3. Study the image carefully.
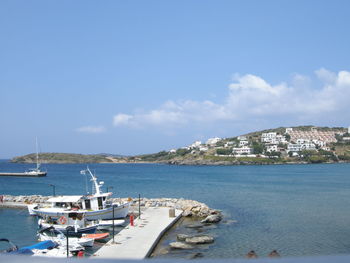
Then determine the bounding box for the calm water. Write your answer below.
[1,161,350,258]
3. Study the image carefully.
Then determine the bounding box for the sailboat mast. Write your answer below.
[36,137,40,170]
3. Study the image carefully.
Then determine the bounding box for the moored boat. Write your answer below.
[29,168,130,220]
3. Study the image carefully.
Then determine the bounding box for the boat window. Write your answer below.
[85,200,91,209]
[98,197,103,210]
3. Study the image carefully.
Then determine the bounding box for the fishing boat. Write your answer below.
[29,167,130,220]
[38,226,95,247]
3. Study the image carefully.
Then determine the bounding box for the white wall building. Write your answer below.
[237,136,247,141]
[232,147,253,155]
[199,146,209,152]
[189,141,202,149]
[261,132,286,144]
[287,142,316,152]
[239,140,249,146]
[285,128,293,134]
[266,144,278,152]
[206,137,222,146]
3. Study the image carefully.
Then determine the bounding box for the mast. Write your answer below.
[36,137,40,170]
[81,167,103,195]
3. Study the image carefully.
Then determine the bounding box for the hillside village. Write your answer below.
[11,126,350,165]
[133,126,350,164]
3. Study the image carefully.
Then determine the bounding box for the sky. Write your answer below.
[1,0,350,158]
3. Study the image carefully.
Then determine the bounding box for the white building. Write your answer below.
[199,146,209,152]
[237,136,247,141]
[169,149,177,153]
[287,142,316,152]
[206,137,222,146]
[261,132,286,144]
[232,147,253,155]
[285,128,293,134]
[239,140,249,146]
[189,141,202,149]
[224,141,235,147]
[266,144,278,153]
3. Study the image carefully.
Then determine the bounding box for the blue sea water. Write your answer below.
[1,160,350,258]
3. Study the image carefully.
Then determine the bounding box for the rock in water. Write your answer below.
[201,214,222,223]
[177,234,191,241]
[169,242,194,250]
[185,223,204,229]
[185,235,214,244]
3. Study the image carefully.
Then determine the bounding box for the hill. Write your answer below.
[11,125,350,165]
[11,153,114,164]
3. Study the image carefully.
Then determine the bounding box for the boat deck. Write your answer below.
[93,207,182,259]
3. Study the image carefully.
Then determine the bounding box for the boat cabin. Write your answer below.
[47,193,112,211]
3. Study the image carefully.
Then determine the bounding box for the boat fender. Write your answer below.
[59,216,67,225]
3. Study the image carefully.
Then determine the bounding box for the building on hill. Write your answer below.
[287,142,316,153]
[288,128,337,144]
[237,136,247,141]
[232,146,253,155]
[189,141,202,149]
[261,132,286,144]
[239,140,249,146]
[266,144,278,153]
[206,137,222,146]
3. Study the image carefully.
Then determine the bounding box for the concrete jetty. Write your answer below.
[93,207,182,259]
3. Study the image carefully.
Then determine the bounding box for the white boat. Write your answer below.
[38,226,94,247]
[97,219,125,230]
[24,137,47,177]
[38,216,98,236]
[29,167,130,220]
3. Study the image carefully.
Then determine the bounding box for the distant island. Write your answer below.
[11,125,350,165]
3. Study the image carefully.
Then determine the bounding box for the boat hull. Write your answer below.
[0,172,47,177]
[33,202,130,221]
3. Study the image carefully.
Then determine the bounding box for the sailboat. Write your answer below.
[24,138,47,177]
[0,138,47,177]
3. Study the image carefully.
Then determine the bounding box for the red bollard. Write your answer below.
[77,250,84,258]
[130,214,134,226]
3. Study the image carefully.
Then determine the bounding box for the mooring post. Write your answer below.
[138,194,141,220]
[112,204,115,243]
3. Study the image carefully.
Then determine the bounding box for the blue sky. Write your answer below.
[1,0,350,158]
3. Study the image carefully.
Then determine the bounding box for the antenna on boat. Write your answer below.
[80,167,102,195]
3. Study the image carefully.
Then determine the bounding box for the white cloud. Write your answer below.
[113,114,133,126]
[75,126,106,134]
[112,69,350,129]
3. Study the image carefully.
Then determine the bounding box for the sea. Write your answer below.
[1,160,350,259]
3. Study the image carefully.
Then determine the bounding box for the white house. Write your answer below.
[237,136,247,141]
[261,132,286,144]
[206,137,222,146]
[266,144,278,153]
[239,140,249,146]
[285,128,293,134]
[287,142,316,152]
[224,141,235,147]
[232,147,253,155]
[169,149,177,153]
[189,141,202,149]
[199,146,209,152]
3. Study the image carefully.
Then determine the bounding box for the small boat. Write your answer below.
[38,214,98,237]
[97,219,125,230]
[38,226,95,247]
[30,168,130,219]
[82,232,109,241]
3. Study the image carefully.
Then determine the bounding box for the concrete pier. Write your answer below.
[93,207,182,259]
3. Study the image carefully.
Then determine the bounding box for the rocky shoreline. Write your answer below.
[0,195,222,219]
